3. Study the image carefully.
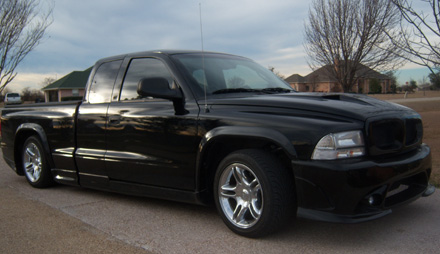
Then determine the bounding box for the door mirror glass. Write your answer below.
[137,77,183,100]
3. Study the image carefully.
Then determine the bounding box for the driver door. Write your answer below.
[105,57,200,190]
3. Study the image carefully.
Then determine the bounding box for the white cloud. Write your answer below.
[6,72,64,93]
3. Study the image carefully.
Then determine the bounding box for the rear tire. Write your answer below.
[22,136,54,188]
[214,149,296,237]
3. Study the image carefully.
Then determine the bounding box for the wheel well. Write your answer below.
[14,130,39,175]
[199,136,294,204]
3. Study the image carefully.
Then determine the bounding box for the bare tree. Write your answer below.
[390,0,440,73]
[304,0,405,92]
[428,71,440,89]
[21,86,44,102]
[21,87,32,101]
[40,76,56,87]
[0,0,53,94]
[384,70,398,92]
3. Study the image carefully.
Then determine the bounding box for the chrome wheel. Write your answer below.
[22,136,54,188]
[23,142,43,183]
[215,149,296,237]
[218,163,263,229]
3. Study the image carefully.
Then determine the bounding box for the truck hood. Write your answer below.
[207,93,415,121]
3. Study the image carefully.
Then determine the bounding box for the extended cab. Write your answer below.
[0,50,434,237]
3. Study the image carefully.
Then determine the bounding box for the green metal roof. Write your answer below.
[43,67,92,90]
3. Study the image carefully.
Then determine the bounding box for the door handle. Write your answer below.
[108,116,121,125]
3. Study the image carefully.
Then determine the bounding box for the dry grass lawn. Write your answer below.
[370,90,440,100]
[370,91,440,187]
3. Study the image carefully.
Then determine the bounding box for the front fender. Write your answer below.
[199,126,297,158]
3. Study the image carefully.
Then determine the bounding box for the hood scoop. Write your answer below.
[321,94,372,106]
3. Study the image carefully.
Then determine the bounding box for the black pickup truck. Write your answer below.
[0,50,434,237]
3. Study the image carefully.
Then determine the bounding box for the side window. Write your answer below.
[88,60,122,104]
[120,58,174,101]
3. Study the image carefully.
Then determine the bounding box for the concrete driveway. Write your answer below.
[1,152,439,254]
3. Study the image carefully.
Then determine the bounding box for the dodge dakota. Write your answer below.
[0,50,434,237]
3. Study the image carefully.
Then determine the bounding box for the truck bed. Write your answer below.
[1,101,81,175]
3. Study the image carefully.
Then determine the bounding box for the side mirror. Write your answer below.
[137,77,183,100]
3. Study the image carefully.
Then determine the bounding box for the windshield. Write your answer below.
[171,53,294,98]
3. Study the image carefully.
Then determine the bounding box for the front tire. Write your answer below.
[22,136,54,188]
[214,149,296,237]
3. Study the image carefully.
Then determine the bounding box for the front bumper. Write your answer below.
[292,144,433,223]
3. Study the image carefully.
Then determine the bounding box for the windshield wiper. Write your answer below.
[212,88,261,94]
[260,87,293,94]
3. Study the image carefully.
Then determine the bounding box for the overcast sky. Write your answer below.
[8,0,431,92]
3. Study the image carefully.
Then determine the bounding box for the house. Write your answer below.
[285,63,392,94]
[42,67,92,102]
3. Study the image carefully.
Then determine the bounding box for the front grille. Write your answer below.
[368,116,423,156]
[405,118,423,146]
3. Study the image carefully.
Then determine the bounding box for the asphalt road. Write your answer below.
[1,152,439,254]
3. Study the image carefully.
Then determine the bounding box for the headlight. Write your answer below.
[311,130,365,160]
